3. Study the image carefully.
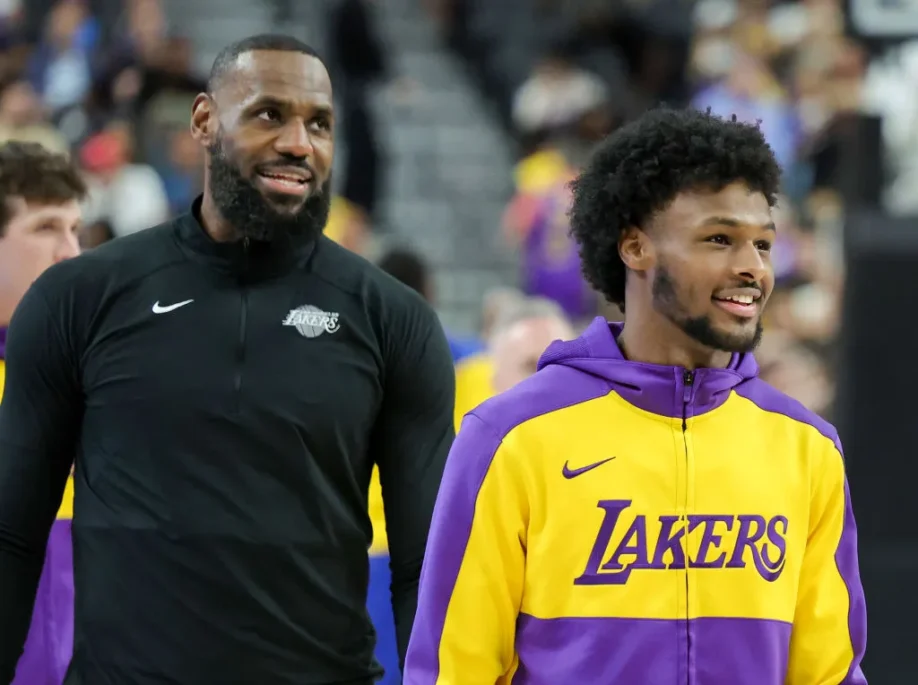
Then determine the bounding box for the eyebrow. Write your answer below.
[248,96,333,117]
[700,216,776,231]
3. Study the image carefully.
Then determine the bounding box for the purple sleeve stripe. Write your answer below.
[733,380,867,682]
[839,478,868,684]
[407,369,613,683]
[406,414,504,683]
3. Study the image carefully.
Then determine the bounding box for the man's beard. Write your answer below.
[207,137,331,244]
[652,265,763,354]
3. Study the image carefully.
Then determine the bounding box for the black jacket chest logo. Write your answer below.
[282,305,342,338]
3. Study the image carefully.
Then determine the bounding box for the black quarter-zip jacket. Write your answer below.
[0,199,456,685]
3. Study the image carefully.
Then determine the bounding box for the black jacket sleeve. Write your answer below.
[0,282,81,683]
[373,300,455,667]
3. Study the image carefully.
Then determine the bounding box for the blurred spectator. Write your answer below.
[0,78,67,152]
[479,286,525,341]
[512,49,610,141]
[156,125,202,215]
[26,0,97,116]
[79,120,169,236]
[503,136,598,325]
[489,296,574,394]
[377,246,484,362]
[78,217,113,249]
[454,295,572,429]
[324,195,370,255]
[328,0,387,223]
[691,48,800,173]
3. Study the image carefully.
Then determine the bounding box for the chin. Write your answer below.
[262,194,307,212]
[716,325,762,353]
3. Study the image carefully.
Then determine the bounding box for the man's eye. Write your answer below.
[257,109,280,122]
[756,240,773,252]
[707,235,729,245]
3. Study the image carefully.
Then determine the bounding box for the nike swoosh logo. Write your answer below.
[562,457,616,479]
[152,299,194,314]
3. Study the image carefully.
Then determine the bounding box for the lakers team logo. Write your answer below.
[575,499,788,585]
[282,305,341,338]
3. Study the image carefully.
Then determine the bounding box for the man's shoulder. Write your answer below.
[732,377,841,454]
[468,364,611,443]
[34,222,182,304]
[311,237,439,326]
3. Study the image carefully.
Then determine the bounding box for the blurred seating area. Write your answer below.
[0,0,204,245]
[0,0,388,255]
[420,0,884,423]
[3,0,908,437]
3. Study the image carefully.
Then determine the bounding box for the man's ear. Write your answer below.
[619,226,655,274]
[190,93,216,146]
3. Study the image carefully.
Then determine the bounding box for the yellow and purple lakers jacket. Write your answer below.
[0,330,75,685]
[405,318,867,685]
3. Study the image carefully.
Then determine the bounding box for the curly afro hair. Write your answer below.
[569,107,781,309]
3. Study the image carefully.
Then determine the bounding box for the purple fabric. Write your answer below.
[735,379,868,684]
[538,318,758,418]
[407,317,867,684]
[405,375,613,683]
[511,615,791,685]
[12,519,74,685]
[0,326,6,359]
[521,188,594,320]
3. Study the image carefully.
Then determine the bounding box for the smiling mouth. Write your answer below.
[712,292,762,319]
[256,167,313,196]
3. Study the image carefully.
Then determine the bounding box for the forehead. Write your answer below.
[6,198,81,228]
[657,182,772,230]
[220,50,333,110]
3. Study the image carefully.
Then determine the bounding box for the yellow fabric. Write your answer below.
[0,359,73,519]
[323,196,353,245]
[452,353,496,431]
[368,466,387,555]
[513,149,569,194]
[426,391,858,683]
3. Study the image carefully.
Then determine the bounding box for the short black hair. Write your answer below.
[569,107,781,308]
[0,141,86,236]
[207,33,323,93]
[377,248,430,299]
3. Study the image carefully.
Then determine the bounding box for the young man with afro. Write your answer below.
[403,107,867,685]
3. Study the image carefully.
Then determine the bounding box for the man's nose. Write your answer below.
[55,230,81,262]
[274,120,315,159]
[733,242,769,283]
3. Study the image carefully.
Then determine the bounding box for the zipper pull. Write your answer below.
[682,369,694,403]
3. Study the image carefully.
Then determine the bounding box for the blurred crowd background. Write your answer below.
[3,0,916,682]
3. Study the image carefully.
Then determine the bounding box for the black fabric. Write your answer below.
[0,206,456,684]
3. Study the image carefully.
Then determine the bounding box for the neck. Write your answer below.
[617,301,732,371]
[200,191,240,243]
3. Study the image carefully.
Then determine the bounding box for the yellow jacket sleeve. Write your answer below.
[786,438,867,684]
[404,412,526,684]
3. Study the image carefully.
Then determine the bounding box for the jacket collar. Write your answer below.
[539,318,759,419]
[175,195,316,280]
